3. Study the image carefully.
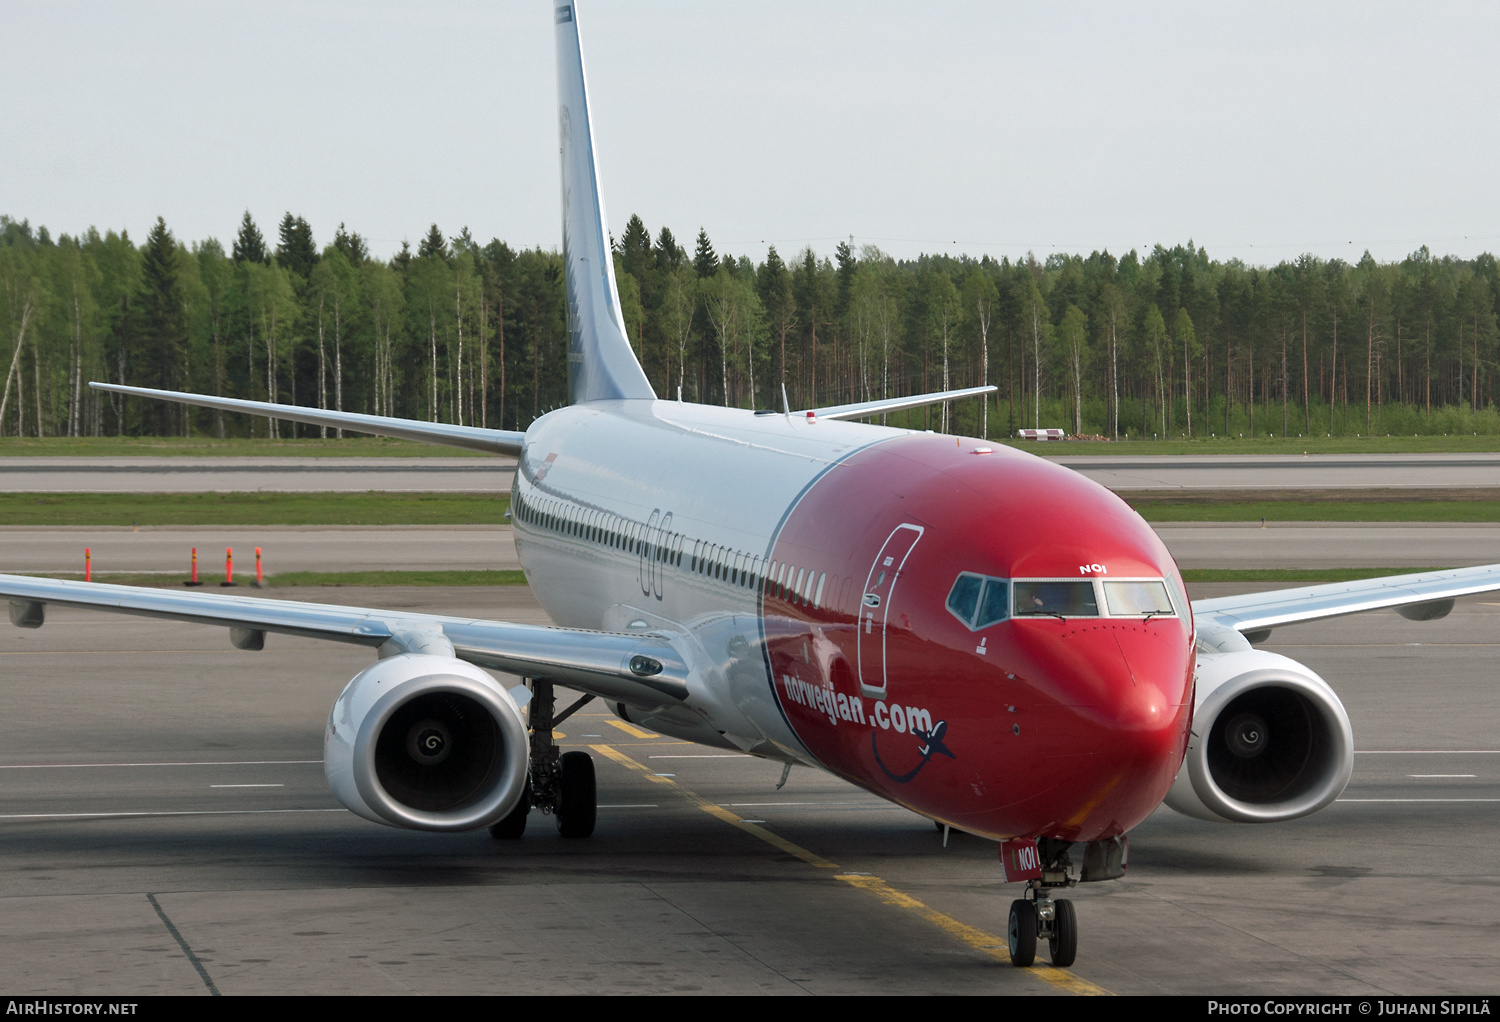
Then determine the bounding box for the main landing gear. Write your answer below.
[1007,886,1077,968]
[489,679,597,840]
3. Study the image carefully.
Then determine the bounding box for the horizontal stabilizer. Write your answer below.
[90,383,525,457]
[807,385,997,422]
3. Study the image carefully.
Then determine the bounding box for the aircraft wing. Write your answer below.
[0,573,689,706]
[90,383,526,457]
[807,385,997,422]
[1191,564,1500,636]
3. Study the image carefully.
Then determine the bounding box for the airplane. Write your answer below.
[6,1,1500,972]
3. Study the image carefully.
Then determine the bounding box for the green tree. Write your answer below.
[276,213,318,283]
[231,211,269,265]
[1060,303,1089,435]
[134,217,188,435]
[1173,307,1199,436]
[963,267,1000,437]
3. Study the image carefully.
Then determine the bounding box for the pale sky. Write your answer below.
[5,1,1498,267]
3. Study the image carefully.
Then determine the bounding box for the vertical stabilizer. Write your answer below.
[555,2,656,404]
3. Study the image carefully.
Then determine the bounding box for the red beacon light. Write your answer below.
[805,410,817,424]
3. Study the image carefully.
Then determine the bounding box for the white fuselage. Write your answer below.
[511,399,912,762]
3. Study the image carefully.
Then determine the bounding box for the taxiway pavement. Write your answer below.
[0,526,520,575]
[0,583,1495,995]
[4,522,1498,576]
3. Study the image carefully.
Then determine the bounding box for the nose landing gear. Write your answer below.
[1007,887,1076,967]
[1003,835,1124,968]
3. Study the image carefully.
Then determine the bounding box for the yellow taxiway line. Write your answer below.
[590,742,1111,996]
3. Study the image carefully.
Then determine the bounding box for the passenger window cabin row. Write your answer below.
[513,489,831,610]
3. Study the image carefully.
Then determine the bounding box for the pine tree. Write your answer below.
[332,223,369,267]
[275,213,318,281]
[692,228,717,279]
[621,215,652,281]
[231,211,269,265]
[655,227,681,271]
[392,240,413,276]
[419,224,448,263]
[136,217,188,434]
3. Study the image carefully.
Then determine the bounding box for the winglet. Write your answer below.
[555,2,655,404]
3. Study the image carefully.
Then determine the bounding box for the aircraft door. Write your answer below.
[857,523,924,699]
[653,511,672,600]
[640,508,660,596]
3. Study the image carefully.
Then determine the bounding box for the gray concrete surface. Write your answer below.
[0,526,519,574]
[9,451,1500,494]
[0,583,1495,995]
[0,457,513,492]
[1155,522,1500,569]
[5,523,1499,577]
[1051,452,1500,490]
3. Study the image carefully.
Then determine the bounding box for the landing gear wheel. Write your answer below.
[1048,898,1077,967]
[555,751,597,838]
[488,778,531,839]
[1007,899,1037,967]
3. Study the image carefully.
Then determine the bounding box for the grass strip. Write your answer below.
[0,437,491,458]
[0,491,508,526]
[19,570,528,588]
[1180,567,1453,583]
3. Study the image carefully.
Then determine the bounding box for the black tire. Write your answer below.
[1007,899,1037,967]
[1049,898,1077,968]
[556,751,597,839]
[488,778,531,839]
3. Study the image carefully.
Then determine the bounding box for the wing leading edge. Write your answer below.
[1192,563,1500,636]
[807,385,997,422]
[0,573,689,706]
[89,383,526,456]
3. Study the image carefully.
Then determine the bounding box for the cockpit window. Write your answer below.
[946,573,983,626]
[1103,580,1175,616]
[976,578,1010,628]
[947,573,1010,630]
[1013,580,1099,618]
[950,573,1178,625]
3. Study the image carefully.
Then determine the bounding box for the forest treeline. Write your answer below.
[3,210,1500,440]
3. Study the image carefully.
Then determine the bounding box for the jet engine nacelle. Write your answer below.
[1166,647,1354,823]
[324,653,530,831]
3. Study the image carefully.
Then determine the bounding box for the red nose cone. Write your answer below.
[763,434,1194,842]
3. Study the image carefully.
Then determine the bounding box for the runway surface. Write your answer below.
[0,583,1495,995]
[5,523,1499,576]
[9,451,1500,493]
